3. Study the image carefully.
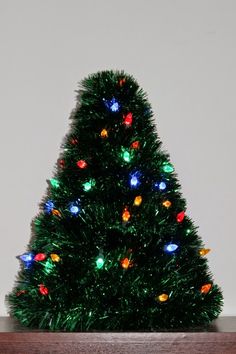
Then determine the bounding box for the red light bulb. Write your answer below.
[123,112,133,126]
[39,284,49,296]
[71,138,78,145]
[77,160,87,169]
[34,253,46,261]
[131,140,140,149]
[176,211,185,223]
[119,78,126,86]
[58,159,65,168]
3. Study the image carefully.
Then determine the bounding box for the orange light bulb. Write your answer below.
[162,200,172,208]
[120,257,133,269]
[200,283,212,294]
[52,209,61,217]
[100,129,108,138]
[156,293,169,302]
[199,248,211,256]
[122,208,131,222]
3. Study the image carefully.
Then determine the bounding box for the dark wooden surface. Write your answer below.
[0,316,236,354]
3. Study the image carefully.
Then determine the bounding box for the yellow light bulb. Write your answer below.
[134,195,142,206]
[50,254,60,262]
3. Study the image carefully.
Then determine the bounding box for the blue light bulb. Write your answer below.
[154,181,167,190]
[19,252,34,269]
[159,182,167,190]
[68,200,81,215]
[44,200,54,214]
[164,243,178,253]
[129,172,141,189]
[131,176,138,186]
[19,253,34,262]
[111,101,119,112]
[70,205,80,215]
[103,97,120,112]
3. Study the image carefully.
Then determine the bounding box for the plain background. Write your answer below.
[0,0,235,317]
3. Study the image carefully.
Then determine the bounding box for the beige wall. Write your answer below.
[0,0,235,316]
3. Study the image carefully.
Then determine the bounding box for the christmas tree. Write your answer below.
[7,70,223,331]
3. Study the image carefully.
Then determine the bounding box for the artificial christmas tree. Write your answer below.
[7,70,223,331]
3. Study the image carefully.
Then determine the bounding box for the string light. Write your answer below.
[120,257,133,269]
[176,211,185,223]
[162,200,172,208]
[163,162,174,173]
[200,283,212,294]
[39,284,49,296]
[16,290,27,296]
[50,178,59,188]
[199,249,211,256]
[52,209,61,217]
[50,254,60,262]
[96,256,105,269]
[19,252,34,269]
[58,159,65,168]
[123,112,133,126]
[122,208,131,222]
[164,243,178,253]
[134,195,142,206]
[44,200,54,214]
[129,172,141,188]
[130,140,140,149]
[123,151,131,162]
[100,129,108,138]
[70,138,78,145]
[83,179,95,192]
[68,200,81,215]
[159,182,167,190]
[77,160,87,169]
[156,293,169,302]
[103,97,120,112]
[44,259,55,274]
[34,218,41,226]
[119,78,126,86]
[34,253,46,261]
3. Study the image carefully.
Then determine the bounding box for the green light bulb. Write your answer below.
[50,178,60,188]
[123,150,131,162]
[34,218,41,226]
[83,181,92,191]
[96,257,104,269]
[44,259,54,274]
[83,179,95,192]
[163,163,174,173]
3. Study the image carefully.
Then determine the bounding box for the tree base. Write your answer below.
[0,316,236,354]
